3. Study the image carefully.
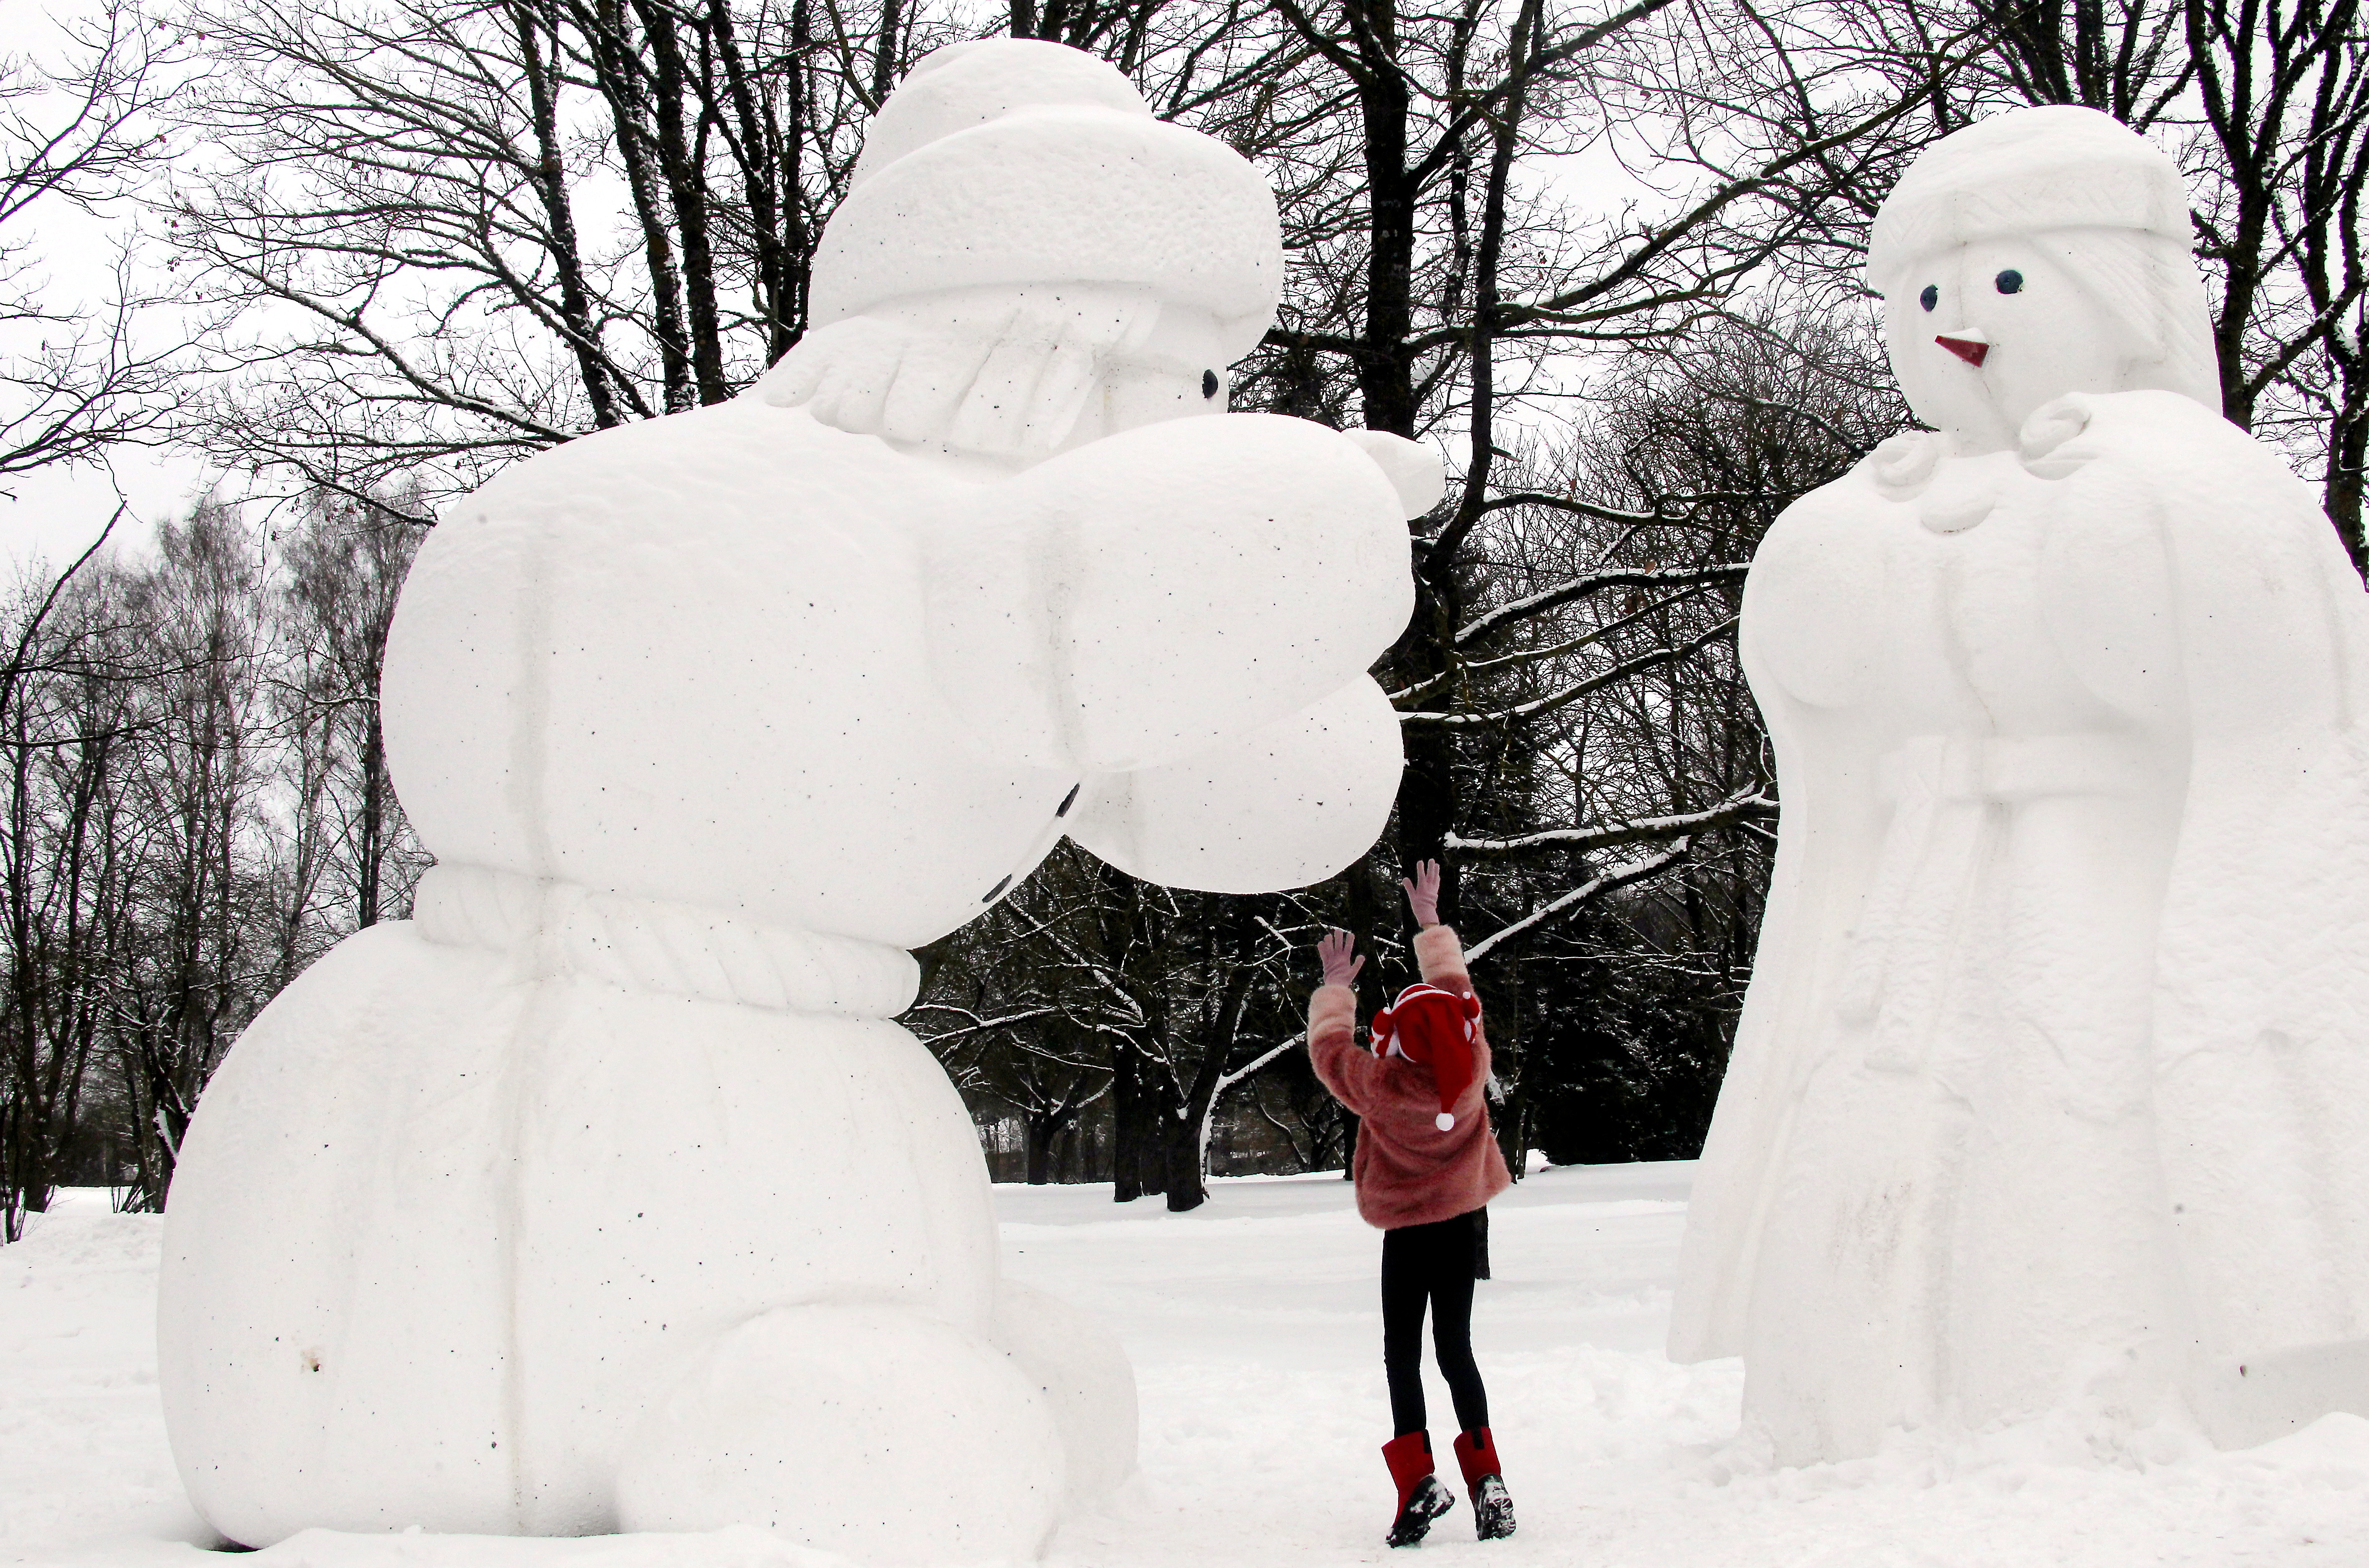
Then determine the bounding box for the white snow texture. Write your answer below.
[1672,106,2369,1463]
[156,39,1422,1561]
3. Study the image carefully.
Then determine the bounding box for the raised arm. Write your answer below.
[1306,928,1380,1116]
[1401,860,1474,1001]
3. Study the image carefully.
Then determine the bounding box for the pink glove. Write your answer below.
[1402,860,1442,928]
[1318,928,1364,989]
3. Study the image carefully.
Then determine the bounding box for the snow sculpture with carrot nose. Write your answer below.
[1671,106,2369,1462]
[156,39,1429,1562]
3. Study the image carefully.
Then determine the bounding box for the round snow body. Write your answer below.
[617,1305,1066,1564]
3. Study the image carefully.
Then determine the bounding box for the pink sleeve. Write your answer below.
[1415,925,1489,1065]
[1413,925,1474,1000]
[1306,984,1378,1115]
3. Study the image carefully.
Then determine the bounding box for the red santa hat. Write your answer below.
[1371,982,1482,1131]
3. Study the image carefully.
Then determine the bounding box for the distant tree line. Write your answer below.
[1,0,2361,1232]
[1,493,424,1239]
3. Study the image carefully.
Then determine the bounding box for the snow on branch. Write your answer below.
[1464,841,1694,964]
[1453,562,1750,649]
[1445,787,1773,858]
[1388,585,1715,706]
[904,1004,1066,1039]
[1400,616,1739,728]
[1215,1031,1307,1097]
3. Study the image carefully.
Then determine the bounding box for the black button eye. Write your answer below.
[1201,369,1220,399]
[1995,269,2023,294]
[1918,284,1938,312]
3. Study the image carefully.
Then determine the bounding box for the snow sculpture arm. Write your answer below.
[1063,678,1400,893]
[1055,439,1433,890]
[1666,485,1870,1364]
[927,412,1415,774]
[2060,390,2369,1371]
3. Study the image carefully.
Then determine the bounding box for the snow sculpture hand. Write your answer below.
[2017,393,2099,479]
[1403,858,1442,928]
[1319,927,1364,988]
[1866,429,1949,501]
[1345,429,1449,520]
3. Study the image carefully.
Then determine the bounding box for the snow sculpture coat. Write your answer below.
[1672,388,2369,1455]
[1669,105,2369,1462]
[1309,925,1512,1230]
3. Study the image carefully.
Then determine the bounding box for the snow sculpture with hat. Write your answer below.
[156,39,1429,1560]
[1670,105,2369,1461]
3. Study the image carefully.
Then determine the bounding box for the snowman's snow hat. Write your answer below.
[810,40,1284,363]
[1372,982,1482,1132]
[1866,106,2191,294]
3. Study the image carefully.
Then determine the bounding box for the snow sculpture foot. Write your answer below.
[618,1283,1135,1562]
[619,1304,1068,1565]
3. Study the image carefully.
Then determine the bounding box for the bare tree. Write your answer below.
[1240,0,1935,935]
[164,0,903,512]
[100,501,281,1208]
[0,2,183,485]
[0,521,146,1237]
[274,485,430,954]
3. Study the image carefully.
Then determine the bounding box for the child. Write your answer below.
[1308,861,1514,1547]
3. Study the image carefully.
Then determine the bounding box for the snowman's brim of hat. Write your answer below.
[813,105,1283,364]
[1866,106,2192,294]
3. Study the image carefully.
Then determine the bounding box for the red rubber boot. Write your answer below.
[1381,1431,1456,1547]
[1453,1427,1515,1540]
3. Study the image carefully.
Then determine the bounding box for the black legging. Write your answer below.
[1381,1208,1490,1437]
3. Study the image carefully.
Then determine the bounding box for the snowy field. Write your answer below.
[6,1163,2368,1567]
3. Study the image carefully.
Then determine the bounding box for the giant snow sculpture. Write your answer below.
[158,40,1426,1559]
[1670,105,2369,1463]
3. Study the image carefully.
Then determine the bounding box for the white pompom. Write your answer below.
[1435,1112,1455,1131]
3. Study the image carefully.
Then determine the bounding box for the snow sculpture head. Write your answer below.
[762,40,1284,461]
[1868,107,2217,453]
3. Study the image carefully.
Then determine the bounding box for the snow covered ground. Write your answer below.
[7,1163,2368,1566]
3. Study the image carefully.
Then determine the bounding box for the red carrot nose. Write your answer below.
[1936,335,1990,367]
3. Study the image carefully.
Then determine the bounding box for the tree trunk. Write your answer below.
[634,0,731,405]
[1111,1040,1170,1202]
[1026,1117,1056,1184]
[2331,383,2368,581]
[1162,1121,1205,1210]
